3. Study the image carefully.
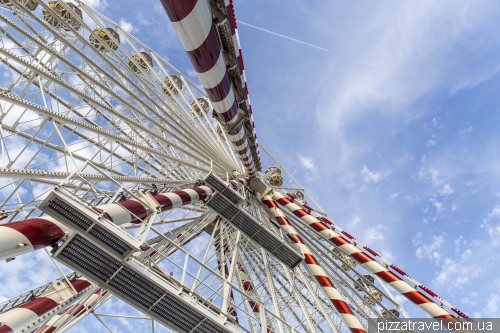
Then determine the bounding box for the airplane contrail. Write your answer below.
[237,21,330,52]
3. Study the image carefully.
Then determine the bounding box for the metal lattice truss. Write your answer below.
[0,2,468,333]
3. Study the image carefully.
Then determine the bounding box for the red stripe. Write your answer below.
[364,246,380,257]
[390,264,407,276]
[242,281,254,291]
[434,314,456,319]
[186,26,220,74]
[216,100,238,123]
[402,291,433,305]
[71,279,92,292]
[349,329,367,333]
[303,253,319,265]
[350,251,374,264]
[291,209,308,218]
[320,217,333,225]
[310,222,329,232]
[275,216,291,226]
[118,200,148,219]
[38,325,56,333]
[275,197,290,206]
[153,194,173,211]
[374,270,401,283]
[205,72,232,103]
[231,136,246,146]
[286,233,302,244]
[225,5,235,35]
[67,303,84,315]
[329,235,350,247]
[419,285,439,298]
[19,297,59,316]
[174,190,192,204]
[262,199,277,208]
[0,325,13,333]
[248,301,260,312]
[192,187,210,200]
[331,299,354,315]
[315,275,335,288]
[159,0,198,22]
[6,218,65,250]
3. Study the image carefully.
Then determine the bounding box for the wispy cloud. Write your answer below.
[413,232,445,264]
[439,184,454,196]
[360,165,388,183]
[119,18,136,33]
[299,155,315,171]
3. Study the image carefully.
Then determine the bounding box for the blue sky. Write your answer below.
[1,0,500,330]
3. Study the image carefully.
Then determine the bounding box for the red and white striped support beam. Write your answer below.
[224,0,262,170]
[159,0,257,178]
[96,185,215,225]
[36,288,108,333]
[0,279,93,333]
[228,177,250,189]
[261,195,366,333]
[0,216,70,261]
[273,192,456,319]
[286,193,469,319]
[0,186,215,260]
[236,263,274,333]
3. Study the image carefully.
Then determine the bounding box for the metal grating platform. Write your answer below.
[41,189,244,333]
[54,235,244,333]
[39,189,141,260]
[204,174,244,205]
[205,193,303,269]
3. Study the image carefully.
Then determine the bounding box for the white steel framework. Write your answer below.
[0,1,468,333]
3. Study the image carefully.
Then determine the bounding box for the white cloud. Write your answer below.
[432,118,438,128]
[350,215,361,226]
[426,139,436,147]
[417,167,444,187]
[480,205,500,246]
[317,1,500,131]
[461,248,472,261]
[485,294,500,315]
[299,155,315,171]
[364,224,385,243]
[439,184,454,196]
[360,165,388,183]
[119,18,136,33]
[82,0,107,9]
[434,258,460,285]
[390,192,399,199]
[413,232,445,264]
[459,126,473,138]
[380,249,396,262]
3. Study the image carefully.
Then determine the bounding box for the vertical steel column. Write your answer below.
[159,0,257,178]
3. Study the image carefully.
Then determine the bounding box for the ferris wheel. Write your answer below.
[0,1,470,333]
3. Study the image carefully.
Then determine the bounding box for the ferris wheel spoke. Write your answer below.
[69,4,239,171]
[0,89,210,175]
[0,10,238,175]
[238,249,317,333]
